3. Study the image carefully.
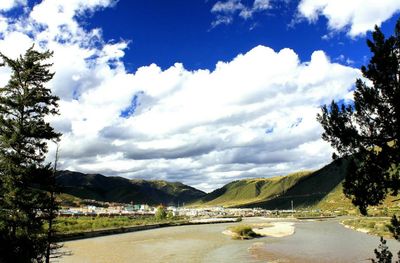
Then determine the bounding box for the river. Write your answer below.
[59,217,400,263]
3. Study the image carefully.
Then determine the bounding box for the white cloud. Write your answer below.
[211,0,271,28]
[297,0,400,37]
[211,15,234,27]
[253,0,270,11]
[0,16,9,33]
[211,0,244,13]
[30,0,116,41]
[0,0,361,192]
[0,31,33,58]
[56,45,358,192]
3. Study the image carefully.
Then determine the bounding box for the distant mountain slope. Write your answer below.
[56,171,206,205]
[196,159,350,209]
[194,171,312,207]
[244,159,350,209]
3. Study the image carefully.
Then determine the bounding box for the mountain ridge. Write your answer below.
[194,158,350,209]
[56,170,206,205]
[55,159,400,215]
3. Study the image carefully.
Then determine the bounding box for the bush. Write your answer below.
[229,225,260,240]
[155,206,167,221]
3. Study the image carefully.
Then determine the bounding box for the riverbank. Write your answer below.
[340,217,392,238]
[57,217,241,242]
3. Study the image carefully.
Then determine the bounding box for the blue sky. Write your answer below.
[0,0,399,192]
[85,0,398,71]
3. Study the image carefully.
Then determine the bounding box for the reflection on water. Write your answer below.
[59,217,400,263]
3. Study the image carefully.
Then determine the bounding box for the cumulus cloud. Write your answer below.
[59,46,358,192]
[211,0,271,28]
[297,0,400,37]
[0,0,361,192]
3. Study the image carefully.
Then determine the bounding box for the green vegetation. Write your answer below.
[196,157,400,214]
[249,159,349,210]
[197,159,351,210]
[342,218,392,239]
[57,193,83,207]
[317,18,400,263]
[195,171,312,207]
[0,47,61,262]
[56,159,399,217]
[314,183,359,215]
[56,158,399,217]
[155,206,167,220]
[166,210,174,219]
[315,182,400,216]
[55,216,183,234]
[228,225,260,240]
[317,16,400,216]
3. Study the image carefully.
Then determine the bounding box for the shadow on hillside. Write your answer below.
[240,158,350,210]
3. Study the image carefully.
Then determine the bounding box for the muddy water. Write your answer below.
[59,217,400,263]
[248,218,400,263]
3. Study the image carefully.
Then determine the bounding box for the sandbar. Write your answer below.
[252,222,295,237]
[223,222,295,238]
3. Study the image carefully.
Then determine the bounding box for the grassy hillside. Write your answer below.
[197,159,350,209]
[194,171,313,207]
[315,181,400,216]
[244,159,350,209]
[57,193,84,207]
[198,157,400,213]
[56,161,400,213]
[314,183,356,213]
[56,171,206,205]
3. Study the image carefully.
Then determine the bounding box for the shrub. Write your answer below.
[229,225,260,240]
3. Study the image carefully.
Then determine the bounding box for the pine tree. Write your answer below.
[0,47,61,262]
[317,18,400,263]
[317,18,400,215]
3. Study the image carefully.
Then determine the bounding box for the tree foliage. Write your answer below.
[0,47,61,262]
[317,18,400,215]
[155,206,167,220]
[389,215,400,242]
[372,237,395,263]
[166,210,174,219]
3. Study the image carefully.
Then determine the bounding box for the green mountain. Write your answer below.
[195,159,350,209]
[56,171,206,205]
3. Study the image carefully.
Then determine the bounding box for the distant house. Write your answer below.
[140,204,150,211]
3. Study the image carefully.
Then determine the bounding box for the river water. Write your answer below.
[59,217,400,263]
